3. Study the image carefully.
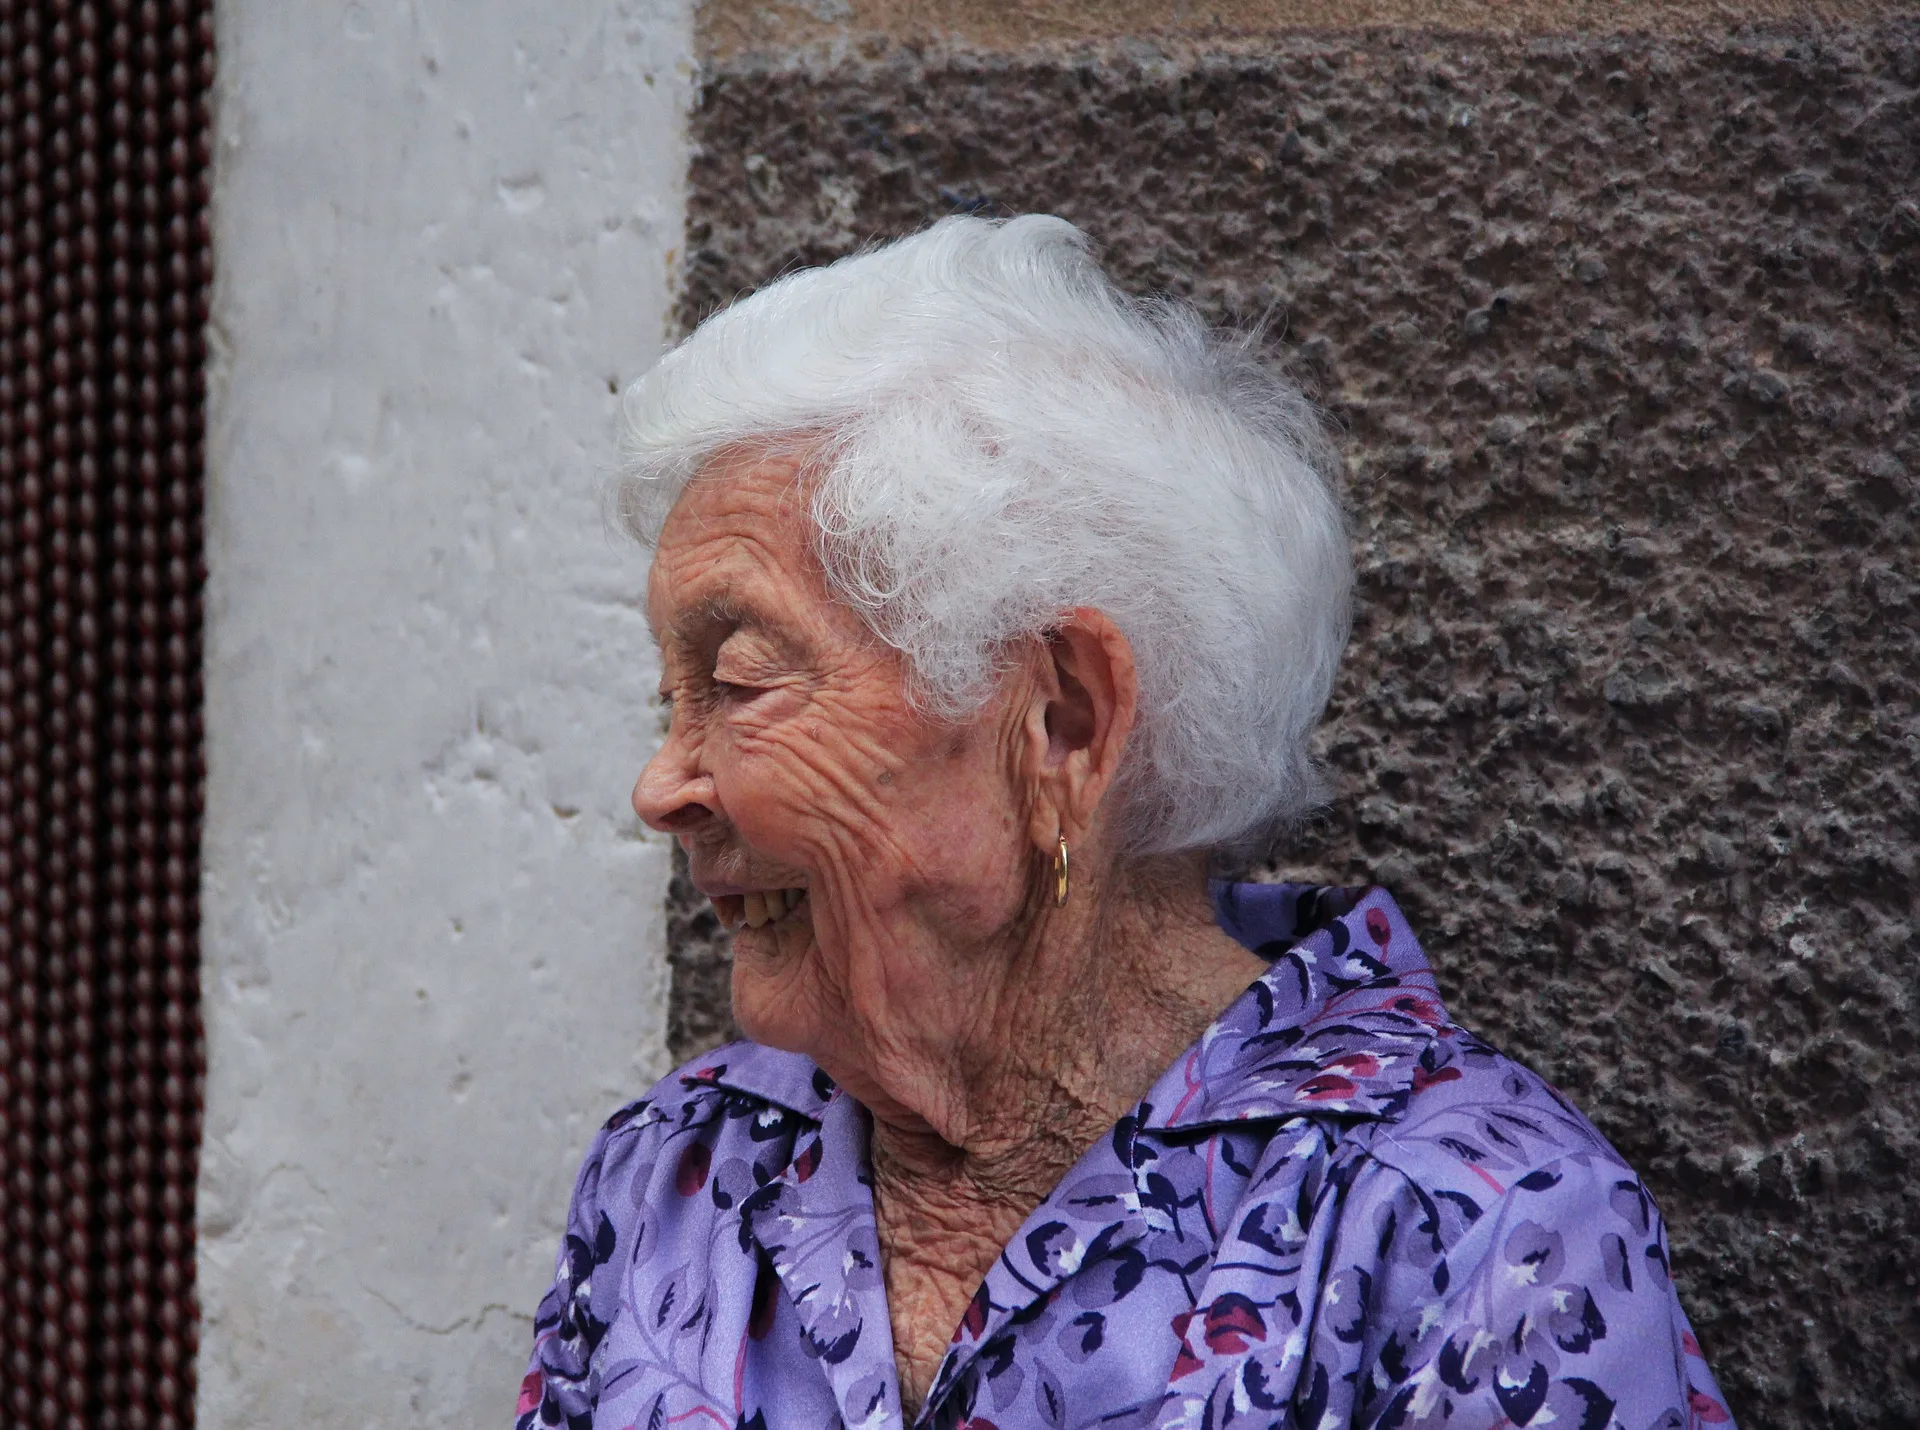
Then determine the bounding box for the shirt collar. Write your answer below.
[680,882,1449,1134]
[675,1039,839,1120]
[1133,882,1447,1131]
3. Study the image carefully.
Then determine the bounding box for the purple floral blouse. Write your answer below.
[518,883,1734,1430]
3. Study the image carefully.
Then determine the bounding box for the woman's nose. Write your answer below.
[631,736,718,834]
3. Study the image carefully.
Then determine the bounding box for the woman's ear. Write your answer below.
[1022,607,1139,852]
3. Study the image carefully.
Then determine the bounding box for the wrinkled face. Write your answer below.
[634,449,1037,1088]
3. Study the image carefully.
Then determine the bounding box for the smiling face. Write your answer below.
[634,448,1044,1110]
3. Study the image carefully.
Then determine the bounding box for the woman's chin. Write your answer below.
[731,981,815,1053]
[729,920,824,1049]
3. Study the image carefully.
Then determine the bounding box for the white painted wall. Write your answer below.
[199,2,690,1424]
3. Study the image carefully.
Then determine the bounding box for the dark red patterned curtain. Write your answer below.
[0,1,211,1424]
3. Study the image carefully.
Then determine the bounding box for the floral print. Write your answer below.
[518,883,1733,1429]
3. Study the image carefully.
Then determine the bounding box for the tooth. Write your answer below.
[783,888,801,912]
[744,892,768,928]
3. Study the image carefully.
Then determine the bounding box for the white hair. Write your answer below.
[618,214,1352,862]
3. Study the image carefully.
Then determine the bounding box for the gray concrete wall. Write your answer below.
[198,1,690,1422]
[668,17,1920,1425]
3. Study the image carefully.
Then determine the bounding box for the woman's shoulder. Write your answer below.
[1362,1023,1635,1197]
[1340,1022,1668,1273]
[1324,1029,1730,1425]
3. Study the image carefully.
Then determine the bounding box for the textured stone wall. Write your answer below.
[666,20,1920,1427]
[696,0,1913,58]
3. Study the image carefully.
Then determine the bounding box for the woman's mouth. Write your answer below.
[712,888,808,932]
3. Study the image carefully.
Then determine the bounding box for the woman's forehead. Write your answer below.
[646,541,783,646]
[646,464,822,641]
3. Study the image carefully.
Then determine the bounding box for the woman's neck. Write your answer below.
[865,855,1266,1207]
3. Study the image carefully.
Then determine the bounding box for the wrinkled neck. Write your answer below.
[864,853,1264,1203]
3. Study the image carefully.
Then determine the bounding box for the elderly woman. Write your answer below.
[517,216,1732,1430]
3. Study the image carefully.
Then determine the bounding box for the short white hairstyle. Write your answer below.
[619,215,1351,862]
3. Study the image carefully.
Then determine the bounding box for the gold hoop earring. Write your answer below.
[1053,834,1070,908]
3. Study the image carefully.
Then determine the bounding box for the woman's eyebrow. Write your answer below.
[663,592,813,668]
[663,594,747,646]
